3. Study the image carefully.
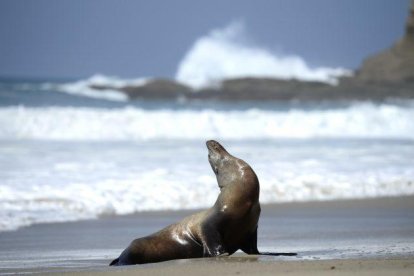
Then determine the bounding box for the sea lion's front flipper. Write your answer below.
[240,227,260,254]
[200,221,227,257]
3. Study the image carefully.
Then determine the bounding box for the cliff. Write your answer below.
[355,0,414,83]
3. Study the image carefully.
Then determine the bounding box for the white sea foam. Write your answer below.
[0,103,413,141]
[0,174,218,231]
[48,74,149,101]
[0,139,413,232]
[175,21,351,89]
[1,175,412,232]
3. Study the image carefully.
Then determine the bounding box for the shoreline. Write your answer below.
[2,194,413,234]
[0,196,413,275]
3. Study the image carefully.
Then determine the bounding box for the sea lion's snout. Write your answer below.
[206,140,225,174]
[206,140,223,152]
[206,140,215,151]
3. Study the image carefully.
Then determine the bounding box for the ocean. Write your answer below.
[0,76,414,233]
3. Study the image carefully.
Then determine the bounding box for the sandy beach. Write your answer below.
[0,196,413,275]
[63,258,414,276]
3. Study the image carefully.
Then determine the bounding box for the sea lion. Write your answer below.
[110,140,292,266]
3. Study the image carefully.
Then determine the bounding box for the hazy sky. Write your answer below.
[0,0,410,79]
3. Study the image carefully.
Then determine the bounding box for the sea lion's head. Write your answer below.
[206,140,229,175]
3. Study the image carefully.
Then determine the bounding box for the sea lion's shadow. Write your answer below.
[259,252,298,256]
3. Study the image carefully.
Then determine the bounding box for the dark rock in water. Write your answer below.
[195,77,414,101]
[122,79,192,99]
[89,75,414,102]
[197,78,332,101]
[90,79,192,100]
[356,0,414,83]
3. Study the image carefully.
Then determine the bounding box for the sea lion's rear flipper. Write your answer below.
[240,227,297,256]
[109,257,120,266]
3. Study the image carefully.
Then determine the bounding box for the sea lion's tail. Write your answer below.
[109,257,120,266]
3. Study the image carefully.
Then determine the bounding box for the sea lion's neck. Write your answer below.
[215,156,246,188]
[215,155,234,174]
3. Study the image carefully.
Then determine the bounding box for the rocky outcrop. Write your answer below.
[90,76,414,102]
[201,77,414,101]
[90,79,192,99]
[356,0,414,83]
[196,78,332,101]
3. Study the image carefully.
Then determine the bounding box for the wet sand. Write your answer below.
[62,258,414,276]
[0,196,413,275]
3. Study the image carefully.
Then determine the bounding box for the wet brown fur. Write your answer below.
[110,140,261,265]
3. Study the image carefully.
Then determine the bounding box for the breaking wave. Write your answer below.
[47,74,149,102]
[175,21,351,89]
[1,172,413,232]
[0,102,413,141]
